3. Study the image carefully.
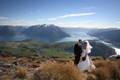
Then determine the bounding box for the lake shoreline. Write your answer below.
[0,31,120,55]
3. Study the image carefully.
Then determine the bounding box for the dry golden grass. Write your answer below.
[14,67,28,79]
[88,59,120,80]
[93,56,105,60]
[91,67,111,80]
[33,60,41,64]
[0,57,14,62]
[86,74,97,80]
[94,60,107,68]
[107,61,120,80]
[33,61,85,80]
[114,60,120,68]
[0,75,14,80]
[0,77,4,80]
[28,63,40,68]
[0,56,120,80]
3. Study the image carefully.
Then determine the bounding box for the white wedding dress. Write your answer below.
[78,41,95,71]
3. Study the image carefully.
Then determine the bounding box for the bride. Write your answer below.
[78,40,95,71]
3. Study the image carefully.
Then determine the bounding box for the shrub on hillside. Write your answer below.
[32,62,85,80]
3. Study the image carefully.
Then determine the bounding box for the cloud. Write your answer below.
[11,19,38,26]
[82,7,94,9]
[37,19,45,21]
[54,21,117,28]
[47,18,57,21]
[12,19,26,23]
[30,12,34,14]
[0,18,39,26]
[47,12,96,21]
[36,10,40,13]
[116,22,120,23]
[58,12,96,18]
[54,22,93,28]
[30,10,40,14]
[0,16,8,20]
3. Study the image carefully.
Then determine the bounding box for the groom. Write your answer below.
[74,39,82,66]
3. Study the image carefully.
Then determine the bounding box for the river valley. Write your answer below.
[0,30,120,55]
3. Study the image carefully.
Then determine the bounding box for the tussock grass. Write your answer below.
[115,60,120,68]
[91,67,111,80]
[93,56,105,60]
[33,61,85,80]
[0,57,14,62]
[0,56,120,80]
[14,67,28,79]
[89,59,120,80]
[94,60,107,68]
[0,77,4,80]
[107,61,120,80]
[87,74,97,80]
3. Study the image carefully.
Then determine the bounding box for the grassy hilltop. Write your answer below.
[0,40,115,58]
[0,55,120,80]
[0,40,75,57]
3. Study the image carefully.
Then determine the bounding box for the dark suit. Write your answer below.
[74,43,82,65]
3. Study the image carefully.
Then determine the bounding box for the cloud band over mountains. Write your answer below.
[0,16,8,20]
[58,12,95,18]
[48,12,96,20]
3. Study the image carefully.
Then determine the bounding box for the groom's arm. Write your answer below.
[74,44,77,56]
[80,46,82,54]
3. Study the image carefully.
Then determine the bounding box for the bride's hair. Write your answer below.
[84,42,87,49]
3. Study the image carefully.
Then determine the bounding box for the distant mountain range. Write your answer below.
[0,26,18,36]
[22,24,70,39]
[87,28,120,46]
[0,24,70,41]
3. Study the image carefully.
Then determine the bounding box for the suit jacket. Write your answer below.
[74,43,82,56]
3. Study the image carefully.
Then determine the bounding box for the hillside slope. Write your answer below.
[0,40,115,58]
[88,29,120,46]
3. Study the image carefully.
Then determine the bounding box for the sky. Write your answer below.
[0,0,120,28]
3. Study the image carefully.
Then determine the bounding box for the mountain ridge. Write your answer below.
[87,29,120,46]
[0,24,70,41]
[0,26,19,36]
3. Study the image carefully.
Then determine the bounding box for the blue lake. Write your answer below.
[0,31,119,55]
[0,31,98,42]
